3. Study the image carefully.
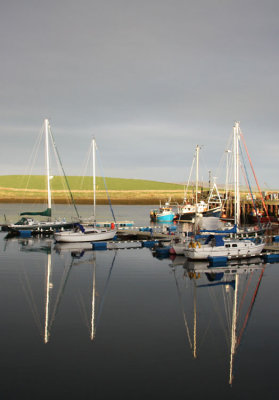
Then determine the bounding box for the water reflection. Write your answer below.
[20,239,74,343]
[11,237,117,344]
[170,255,266,385]
[0,234,271,391]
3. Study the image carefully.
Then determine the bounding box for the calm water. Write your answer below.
[0,204,279,399]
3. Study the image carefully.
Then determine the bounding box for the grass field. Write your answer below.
[0,175,185,191]
[0,175,187,204]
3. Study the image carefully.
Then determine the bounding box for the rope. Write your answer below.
[95,251,117,330]
[173,269,193,350]
[238,144,262,227]
[95,148,116,223]
[240,131,270,223]
[48,126,80,219]
[237,266,266,348]
[19,125,44,213]
[237,271,254,317]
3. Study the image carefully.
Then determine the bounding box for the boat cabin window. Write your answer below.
[232,244,237,247]
[225,244,230,248]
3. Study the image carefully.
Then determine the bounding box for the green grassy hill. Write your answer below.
[0,175,185,191]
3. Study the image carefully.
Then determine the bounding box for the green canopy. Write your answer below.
[20,208,51,217]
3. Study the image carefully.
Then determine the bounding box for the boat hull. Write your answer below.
[54,229,117,243]
[184,241,265,260]
[156,213,175,222]
[177,206,221,221]
[4,221,76,236]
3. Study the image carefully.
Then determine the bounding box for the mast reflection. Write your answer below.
[171,256,266,385]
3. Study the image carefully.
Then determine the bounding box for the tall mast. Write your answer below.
[195,145,200,205]
[92,138,96,224]
[233,122,240,227]
[45,119,51,212]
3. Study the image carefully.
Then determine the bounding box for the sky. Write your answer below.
[1,0,279,188]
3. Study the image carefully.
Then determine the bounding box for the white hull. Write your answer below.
[184,239,265,260]
[54,228,117,243]
[170,243,186,255]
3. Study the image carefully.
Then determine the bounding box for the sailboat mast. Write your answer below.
[92,139,96,224]
[233,122,240,227]
[195,145,200,205]
[45,119,52,211]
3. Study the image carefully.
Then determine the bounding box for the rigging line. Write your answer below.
[19,126,44,212]
[198,318,212,352]
[239,161,261,226]
[198,146,211,186]
[21,125,43,188]
[215,132,233,180]
[95,251,117,331]
[76,291,90,330]
[198,287,220,351]
[240,131,270,223]
[239,144,262,226]
[184,154,196,199]
[80,142,92,190]
[19,268,43,333]
[51,145,72,207]
[206,283,228,334]
[208,283,231,348]
[173,269,193,350]
[237,271,254,317]
[48,257,75,331]
[236,266,266,348]
[96,151,116,223]
[48,126,80,219]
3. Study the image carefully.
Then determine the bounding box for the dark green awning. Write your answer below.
[20,208,51,217]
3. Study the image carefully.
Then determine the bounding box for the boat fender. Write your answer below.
[111,222,115,229]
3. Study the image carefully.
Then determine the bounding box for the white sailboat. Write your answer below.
[6,119,78,235]
[54,138,117,243]
[184,122,265,260]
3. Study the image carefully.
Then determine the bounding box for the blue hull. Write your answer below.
[156,214,174,222]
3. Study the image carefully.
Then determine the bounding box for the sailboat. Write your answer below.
[54,138,117,243]
[5,119,78,236]
[184,122,265,260]
[176,145,222,222]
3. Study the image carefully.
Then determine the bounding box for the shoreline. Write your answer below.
[0,189,186,205]
[0,198,169,205]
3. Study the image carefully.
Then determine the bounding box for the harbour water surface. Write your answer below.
[0,204,278,399]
